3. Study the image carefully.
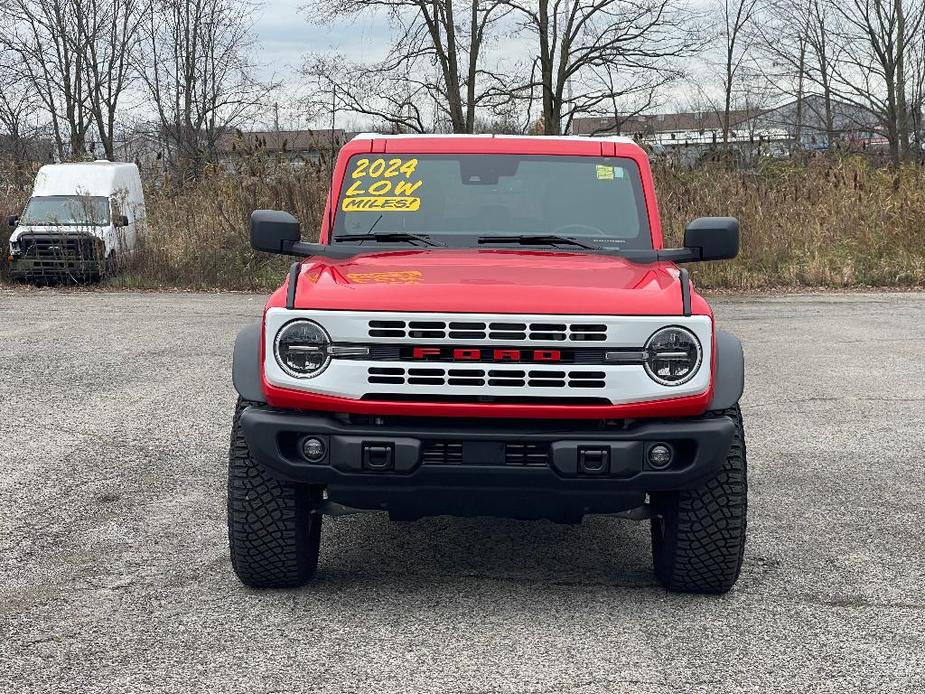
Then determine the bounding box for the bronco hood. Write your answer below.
[286,249,698,316]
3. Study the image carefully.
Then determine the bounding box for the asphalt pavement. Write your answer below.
[0,288,922,693]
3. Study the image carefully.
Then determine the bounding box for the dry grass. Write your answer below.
[0,163,37,281]
[656,157,925,289]
[2,153,924,290]
[118,156,331,290]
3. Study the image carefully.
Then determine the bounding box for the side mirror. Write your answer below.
[250,209,302,254]
[114,214,129,228]
[248,209,372,259]
[683,217,739,261]
[7,215,18,229]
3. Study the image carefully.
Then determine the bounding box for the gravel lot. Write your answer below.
[0,289,922,693]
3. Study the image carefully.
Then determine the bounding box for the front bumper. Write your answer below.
[9,256,103,279]
[240,406,736,521]
[9,232,106,280]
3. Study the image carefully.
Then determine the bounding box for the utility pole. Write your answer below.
[327,83,338,234]
[329,84,336,182]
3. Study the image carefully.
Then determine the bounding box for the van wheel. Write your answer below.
[650,405,747,593]
[227,398,322,588]
[102,252,119,279]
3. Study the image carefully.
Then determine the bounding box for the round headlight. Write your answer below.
[274,320,331,378]
[644,326,702,386]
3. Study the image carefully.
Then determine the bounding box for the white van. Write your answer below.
[7,161,146,280]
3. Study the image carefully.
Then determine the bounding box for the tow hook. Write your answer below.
[308,500,371,516]
[604,505,654,521]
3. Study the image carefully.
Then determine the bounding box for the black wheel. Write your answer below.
[103,252,120,279]
[227,397,322,588]
[650,405,747,593]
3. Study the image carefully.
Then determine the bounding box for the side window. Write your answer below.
[111,192,129,223]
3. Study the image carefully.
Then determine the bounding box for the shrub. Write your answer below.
[2,153,924,290]
[656,156,925,289]
[120,155,330,289]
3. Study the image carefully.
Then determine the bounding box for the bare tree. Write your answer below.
[499,0,699,136]
[804,0,841,144]
[304,0,512,134]
[0,51,40,163]
[0,0,148,160]
[580,62,681,135]
[303,53,435,133]
[754,0,810,145]
[0,0,94,159]
[715,0,762,143]
[908,20,925,148]
[827,0,925,165]
[755,0,848,149]
[80,0,148,159]
[138,0,273,176]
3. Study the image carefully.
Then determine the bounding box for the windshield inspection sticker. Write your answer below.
[342,157,423,212]
[596,165,625,181]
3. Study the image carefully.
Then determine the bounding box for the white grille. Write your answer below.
[262,308,714,405]
[367,366,607,389]
[368,320,607,342]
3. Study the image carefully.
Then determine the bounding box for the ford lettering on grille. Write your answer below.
[411,347,562,362]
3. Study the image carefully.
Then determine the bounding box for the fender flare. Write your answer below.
[709,328,745,411]
[232,322,266,403]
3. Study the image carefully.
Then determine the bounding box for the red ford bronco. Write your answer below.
[229,134,746,593]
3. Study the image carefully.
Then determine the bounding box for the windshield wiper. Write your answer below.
[477,234,601,250]
[333,231,445,247]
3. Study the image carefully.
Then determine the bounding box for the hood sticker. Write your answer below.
[346,270,424,284]
[342,157,423,212]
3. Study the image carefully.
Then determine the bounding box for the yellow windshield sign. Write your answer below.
[342,197,420,212]
[342,157,423,212]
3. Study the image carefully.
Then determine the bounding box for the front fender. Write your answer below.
[709,328,745,411]
[232,322,265,403]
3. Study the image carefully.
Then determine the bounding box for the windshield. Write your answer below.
[20,195,110,227]
[333,154,652,249]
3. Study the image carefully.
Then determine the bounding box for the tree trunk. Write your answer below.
[465,0,479,132]
[441,0,467,133]
[895,0,909,160]
[794,39,806,152]
[723,44,734,145]
[538,0,557,135]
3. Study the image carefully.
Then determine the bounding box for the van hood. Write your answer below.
[11,224,108,241]
[288,249,700,316]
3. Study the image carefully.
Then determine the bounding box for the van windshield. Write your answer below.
[333,154,652,249]
[20,195,110,227]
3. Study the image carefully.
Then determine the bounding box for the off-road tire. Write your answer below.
[650,405,747,593]
[227,398,322,588]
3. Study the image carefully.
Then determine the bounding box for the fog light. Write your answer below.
[647,443,673,469]
[301,437,326,462]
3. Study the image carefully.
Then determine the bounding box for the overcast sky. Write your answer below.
[254,0,384,66]
[247,0,720,130]
[252,0,391,128]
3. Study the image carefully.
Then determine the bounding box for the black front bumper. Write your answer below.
[10,232,105,280]
[9,255,102,280]
[240,407,736,522]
